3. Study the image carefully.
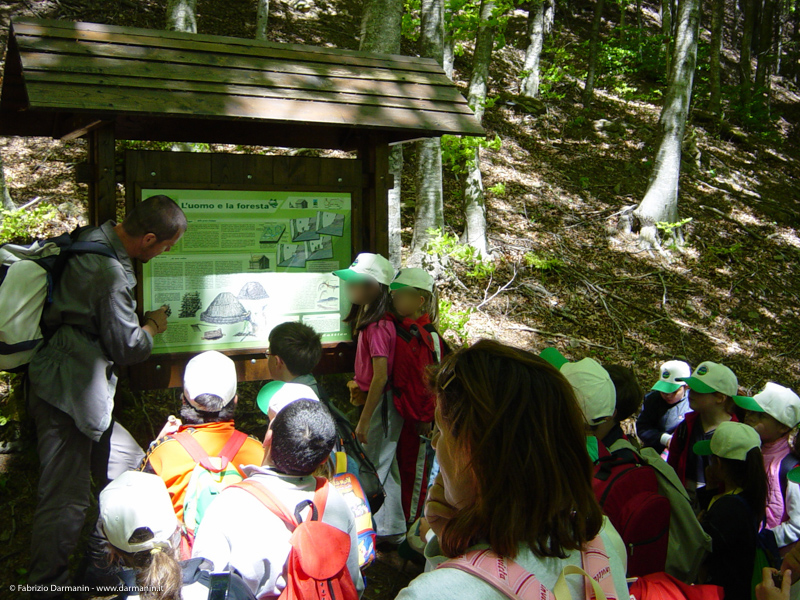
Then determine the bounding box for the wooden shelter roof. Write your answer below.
[0,18,483,149]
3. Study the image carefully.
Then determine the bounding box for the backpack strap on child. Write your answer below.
[170,430,247,474]
[233,476,329,532]
[779,453,800,500]
[437,535,615,600]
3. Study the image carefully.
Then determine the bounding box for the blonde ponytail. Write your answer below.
[137,545,183,600]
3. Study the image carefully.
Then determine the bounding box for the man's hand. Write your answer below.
[782,543,800,585]
[144,305,169,334]
[155,415,181,439]
[425,474,458,540]
[756,568,791,600]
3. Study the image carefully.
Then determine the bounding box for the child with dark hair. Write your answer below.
[638,361,692,455]
[334,253,406,543]
[192,399,364,598]
[695,421,768,600]
[266,321,324,396]
[597,364,644,454]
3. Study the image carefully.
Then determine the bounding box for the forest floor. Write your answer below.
[1,0,800,597]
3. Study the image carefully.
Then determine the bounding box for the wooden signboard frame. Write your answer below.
[125,150,372,390]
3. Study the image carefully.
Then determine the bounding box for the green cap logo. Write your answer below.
[697,365,708,376]
[662,370,670,379]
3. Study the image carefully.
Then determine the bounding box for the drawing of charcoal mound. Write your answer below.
[305,236,334,261]
[200,292,251,325]
[238,281,269,300]
[316,211,345,237]
[277,244,307,268]
[259,223,285,244]
[290,216,319,242]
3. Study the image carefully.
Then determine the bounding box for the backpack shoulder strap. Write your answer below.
[576,535,616,600]
[437,549,547,600]
[780,453,800,499]
[232,479,298,532]
[311,477,330,521]
[170,431,221,473]
[64,241,118,261]
[218,430,248,473]
[424,323,450,358]
[391,320,414,344]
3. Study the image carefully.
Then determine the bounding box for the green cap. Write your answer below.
[787,466,800,484]
[693,421,761,460]
[732,395,764,413]
[256,381,318,416]
[540,347,569,369]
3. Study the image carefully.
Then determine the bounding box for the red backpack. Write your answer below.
[386,313,446,423]
[233,477,359,600]
[593,444,671,577]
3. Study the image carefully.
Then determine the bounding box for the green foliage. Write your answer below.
[401,0,421,41]
[441,134,502,174]
[438,299,473,346]
[655,217,692,237]
[0,204,58,245]
[593,26,668,100]
[538,43,580,101]
[708,242,743,257]
[486,182,506,196]
[424,228,496,279]
[524,251,563,271]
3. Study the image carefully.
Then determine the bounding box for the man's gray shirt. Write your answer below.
[28,221,153,441]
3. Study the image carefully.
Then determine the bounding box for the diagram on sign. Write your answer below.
[278,244,307,268]
[238,281,269,300]
[305,236,334,261]
[259,223,285,244]
[316,212,345,237]
[200,292,251,325]
[290,216,319,242]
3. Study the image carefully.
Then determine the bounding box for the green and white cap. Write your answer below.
[733,382,800,428]
[693,421,761,461]
[540,348,616,424]
[390,268,434,293]
[333,253,395,287]
[257,380,319,417]
[651,360,691,394]
[184,350,238,409]
[677,361,738,397]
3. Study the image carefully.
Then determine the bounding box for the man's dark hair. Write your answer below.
[270,400,335,476]
[122,195,187,242]
[603,364,644,423]
[269,322,323,376]
[179,394,235,425]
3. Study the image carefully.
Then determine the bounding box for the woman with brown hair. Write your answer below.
[396,339,628,600]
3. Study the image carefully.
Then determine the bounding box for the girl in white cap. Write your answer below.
[694,421,767,600]
[333,253,406,543]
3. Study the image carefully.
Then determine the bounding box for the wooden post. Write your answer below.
[357,132,391,257]
[87,124,117,225]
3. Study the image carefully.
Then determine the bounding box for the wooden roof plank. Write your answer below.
[12,18,432,69]
[12,19,442,75]
[13,31,453,87]
[22,81,486,135]
[19,51,469,105]
[23,70,477,117]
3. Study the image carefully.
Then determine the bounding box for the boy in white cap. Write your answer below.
[693,421,766,600]
[139,351,264,526]
[100,471,253,600]
[736,383,800,550]
[667,361,739,508]
[637,361,693,455]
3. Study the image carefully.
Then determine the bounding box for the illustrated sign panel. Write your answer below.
[141,189,353,354]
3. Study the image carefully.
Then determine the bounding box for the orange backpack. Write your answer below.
[234,477,359,600]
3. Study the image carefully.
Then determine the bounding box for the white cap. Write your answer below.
[390,268,434,293]
[100,471,179,554]
[183,351,238,409]
[651,360,692,394]
[540,348,615,423]
[257,380,319,417]
[677,361,738,397]
[333,253,395,287]
[734,382,800,428]
[693,421,761,461]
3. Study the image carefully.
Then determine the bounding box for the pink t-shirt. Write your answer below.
[354,319,395,392]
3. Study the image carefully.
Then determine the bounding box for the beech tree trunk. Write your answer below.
[359,0,404,267]
[520,0,545,99]
[166,0,197,33]
[755,0,777,98]
[461,0,497,257]
[408,0,447,267]
[633,0,700,248]
[708,0,724,115]
[740,0,757,106]
[256,0,269,40]
[662,0,673,76]
[0,153,14,211]
[583,0,606,106]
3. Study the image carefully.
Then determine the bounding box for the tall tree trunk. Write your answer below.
[708,0,724,114]
[408,0,447,267]
[461,0,497,257]
[662,0,673,76]
[255,0,269,41]
[755,0,777,96]
[166,0,197,33]
[360,0,404,266]
[583,0,606,106]
[740,0,757,107]
[520,0,545,99]
[0,153,14,211]
[633,0,701,248]
[544,0,555,32]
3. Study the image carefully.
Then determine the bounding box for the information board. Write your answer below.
[141,189,353,355]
